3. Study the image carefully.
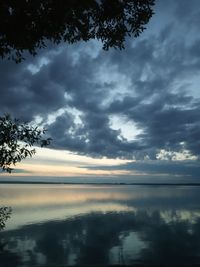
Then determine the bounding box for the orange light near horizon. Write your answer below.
[0,147,133,177]
[1,162,133,177]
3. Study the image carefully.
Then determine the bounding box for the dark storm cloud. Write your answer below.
[47,111,87,152]
[0,47,69,121]
[47,110,144,158]
[108,93,200,157]
[46,27,200,159]
[174,0,200,28]
[0,0,200,160]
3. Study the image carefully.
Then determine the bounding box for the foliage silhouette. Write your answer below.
[0,0,155,62]
[0,114,51,172]
[0,207,12,231]
[0,207,21,266]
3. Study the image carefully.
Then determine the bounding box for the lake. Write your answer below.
[1,184,200,266]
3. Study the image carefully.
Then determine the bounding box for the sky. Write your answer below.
[0,0,200,183]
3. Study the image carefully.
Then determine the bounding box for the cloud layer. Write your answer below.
[0,0,200,161]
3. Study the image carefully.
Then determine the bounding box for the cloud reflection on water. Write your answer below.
[1,210,200,266]
[1,184,200,266]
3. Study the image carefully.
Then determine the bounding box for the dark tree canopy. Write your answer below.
[0,115,51,172]
[0,0,155,62]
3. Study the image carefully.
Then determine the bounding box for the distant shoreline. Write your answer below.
[0,181,200,186]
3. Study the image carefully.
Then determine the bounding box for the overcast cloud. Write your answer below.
[0,0,200,174]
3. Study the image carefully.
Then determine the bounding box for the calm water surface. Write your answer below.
[1,184,200,266]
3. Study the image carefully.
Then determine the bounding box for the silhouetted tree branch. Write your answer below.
[0,0,155,63]
[0,207,12,231]
[0,114,51,172]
